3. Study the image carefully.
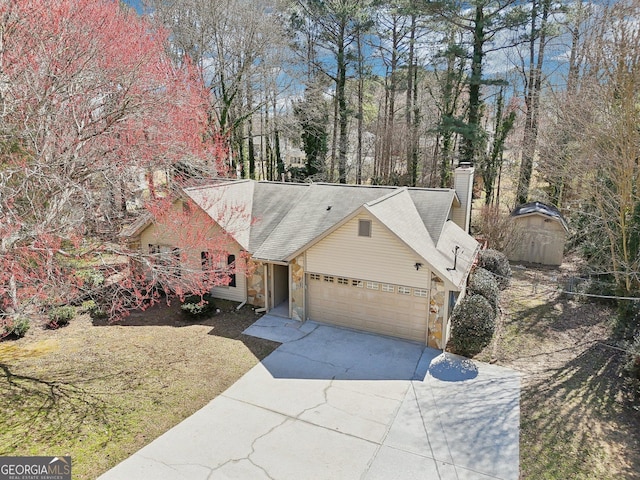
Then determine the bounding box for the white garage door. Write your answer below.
[307,274,428,343]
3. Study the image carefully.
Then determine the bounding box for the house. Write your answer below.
[125,166,479,349]
[509,201,568,266]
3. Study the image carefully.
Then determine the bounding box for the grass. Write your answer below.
[0,300,279,480]
[485,266,640,479]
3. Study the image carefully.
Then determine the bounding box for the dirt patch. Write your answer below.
[0,300,279,480]
[482,265,640,479]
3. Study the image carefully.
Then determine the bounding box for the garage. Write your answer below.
[306,273,428,343]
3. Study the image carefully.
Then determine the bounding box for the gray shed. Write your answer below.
[509,202,568,266]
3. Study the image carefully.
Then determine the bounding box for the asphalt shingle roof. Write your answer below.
[182,180,478,289]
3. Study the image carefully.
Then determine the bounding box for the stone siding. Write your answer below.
[246,261,265,308]
[428,274,445,349]
[291,255,305,321]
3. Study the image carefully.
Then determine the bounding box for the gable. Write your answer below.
[305,211,433,288]
[513,213,568,234]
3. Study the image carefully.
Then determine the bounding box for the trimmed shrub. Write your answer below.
[3,316,30,338]
[449,294,496,357]
[478,249,512,290]
[181,294,217,318]
[47,305,76,329]
[468,268,500,311]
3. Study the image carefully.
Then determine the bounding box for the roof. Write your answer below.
[511,201,569,232]
[130,179,479,289]
[123,180,478,288]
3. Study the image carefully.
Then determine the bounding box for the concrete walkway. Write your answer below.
[99,316,520,480]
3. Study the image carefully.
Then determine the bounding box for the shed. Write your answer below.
[509,201,568,266]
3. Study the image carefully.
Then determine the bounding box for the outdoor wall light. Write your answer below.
[414,262,423,271]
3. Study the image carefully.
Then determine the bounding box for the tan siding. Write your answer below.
[510,214,566,265]
[306,213,431,287]
[138,199,247,303]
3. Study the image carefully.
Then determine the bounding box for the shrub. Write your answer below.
[75,269,105,288]
[468,267,500,311]
[478,249,512,290]
[47,305,76,329]
[448,294,496,357]
[476,205,525,255]
[181,294,217,317]
[624,334,640,382]
[80,300,107,319]
[3,316,30,338]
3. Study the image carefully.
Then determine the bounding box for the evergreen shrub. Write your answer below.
[181,294,217,317]
[449,294,496,357]
[478,249,512,289]
[3,316,30,338]
[469,268,500,311]
[47,305,76,328]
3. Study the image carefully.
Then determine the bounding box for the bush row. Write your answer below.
[449,249,512,357]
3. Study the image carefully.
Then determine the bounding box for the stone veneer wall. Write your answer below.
[427,273,446,349]
[246,261,265,308]
[290,255,305,321]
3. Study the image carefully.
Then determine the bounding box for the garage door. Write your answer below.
[307,274,428,343]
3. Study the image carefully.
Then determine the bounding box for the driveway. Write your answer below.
[99,315,520,480]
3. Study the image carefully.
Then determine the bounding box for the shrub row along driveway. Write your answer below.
[100,316,520,480]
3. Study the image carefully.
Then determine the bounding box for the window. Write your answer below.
[337,277,349,285]
[358,219,372,237]
[413,288,428,298]
[150,244,180,277]
[398,286,411,295]
[366,281,379,290]
[310,273,321,281]
[324,276,334,283]
[227,254,236,287]
[352,279,363,288]
[381,284,394,293]
[201,251,212,269]
[201,251,212,281]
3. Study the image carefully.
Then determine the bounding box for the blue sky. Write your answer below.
[124,0,144,14]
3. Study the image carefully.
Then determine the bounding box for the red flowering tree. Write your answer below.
[0,0,233,330]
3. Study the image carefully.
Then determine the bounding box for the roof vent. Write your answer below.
[326,205,332,211]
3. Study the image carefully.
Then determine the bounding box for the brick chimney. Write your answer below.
[451,163,474,233]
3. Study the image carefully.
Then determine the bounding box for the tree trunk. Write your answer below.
[356,30,364,185]
[460,4,485,165]
[516,0,550,205]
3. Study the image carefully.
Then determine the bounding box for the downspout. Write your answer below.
[425,270,432,347]
[264,263,270,311]
[288,262,292,318]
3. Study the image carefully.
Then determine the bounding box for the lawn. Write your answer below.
[0,300,279,480]
[480,265,640,479]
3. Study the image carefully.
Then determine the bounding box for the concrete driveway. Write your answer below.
[99,315,520,480]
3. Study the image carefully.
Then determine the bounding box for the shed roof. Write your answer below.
[511,201,569,232]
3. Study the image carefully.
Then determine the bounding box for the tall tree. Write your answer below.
[0,0,225,325]
[480,86,516,204]
[291,0,370,183]
[294,83,330,179]
[145,0,288,174]
[433,0,525,166]
[568,1,640,294]
[515,0,554,205]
